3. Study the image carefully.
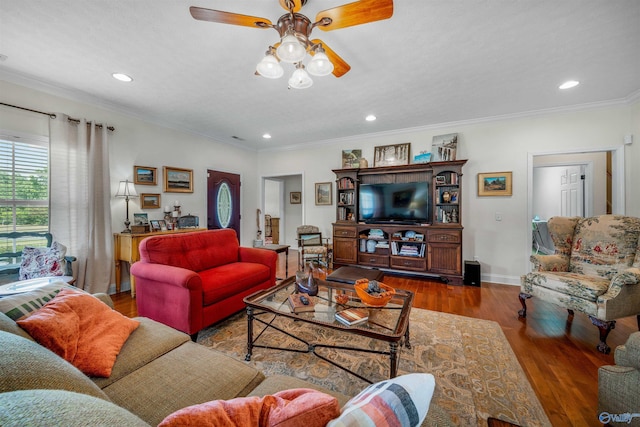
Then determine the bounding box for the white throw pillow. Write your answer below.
[327,373,435,427]
[19,242,67,280]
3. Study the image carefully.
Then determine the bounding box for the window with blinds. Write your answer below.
[0,134,50,259]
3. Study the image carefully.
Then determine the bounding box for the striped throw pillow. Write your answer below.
[327,373,435,427]
[0,281,74,321]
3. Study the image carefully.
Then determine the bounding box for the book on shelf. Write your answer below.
[335,307,369,326]
[288,293,315,313]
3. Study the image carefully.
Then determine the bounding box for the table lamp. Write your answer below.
[115,180,138,233]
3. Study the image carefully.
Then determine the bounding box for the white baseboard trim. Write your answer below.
[481,274,521,286]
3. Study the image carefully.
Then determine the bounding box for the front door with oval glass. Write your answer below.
[207,170,240,239]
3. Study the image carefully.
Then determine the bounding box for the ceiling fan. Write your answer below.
[189,0,393,88]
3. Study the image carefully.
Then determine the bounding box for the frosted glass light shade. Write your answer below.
[307,51,334,76]
[288,67,313,89]
[276,33,306,63]
[256,54,284,79]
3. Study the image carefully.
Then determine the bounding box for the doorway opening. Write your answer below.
[262,173,303,248]
[526,146,624,271]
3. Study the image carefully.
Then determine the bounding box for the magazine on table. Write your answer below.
[335,307,369,326]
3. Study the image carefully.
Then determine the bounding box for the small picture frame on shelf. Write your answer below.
[435,175,446,185]
[373,143,411,167]
[342,149,362,169]
[150,220,161,231]
[431,133,458,162]
[133,212,148,226]
[158,219,167,231]
[415,234,424,242]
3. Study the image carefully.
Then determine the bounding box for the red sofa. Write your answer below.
[130,229,277,340]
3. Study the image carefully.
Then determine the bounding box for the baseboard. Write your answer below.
[482,273,520,286]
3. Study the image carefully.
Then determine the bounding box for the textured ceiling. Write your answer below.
[1,1,639,151]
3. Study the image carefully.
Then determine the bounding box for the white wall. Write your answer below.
[1,79,259,292]
[3,78,638,287]
[257,103,640,285]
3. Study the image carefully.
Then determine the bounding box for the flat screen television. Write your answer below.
[358,181,430,224]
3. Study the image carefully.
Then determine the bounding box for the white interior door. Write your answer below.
[559,165,584,217]
[532,164,585,220]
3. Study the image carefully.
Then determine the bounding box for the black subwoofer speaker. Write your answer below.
[464,261,481,286]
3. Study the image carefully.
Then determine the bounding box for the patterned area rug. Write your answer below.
[198,308,551,427]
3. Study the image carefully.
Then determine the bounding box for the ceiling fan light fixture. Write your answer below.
[307,50,334,76]
[288,65,313,89]
[276,31,307,63]
[256,52,284,79]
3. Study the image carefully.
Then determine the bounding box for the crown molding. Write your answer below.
[0,68,253,152]
[258,96,634,153]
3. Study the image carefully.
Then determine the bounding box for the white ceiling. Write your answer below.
[1,1,639,151]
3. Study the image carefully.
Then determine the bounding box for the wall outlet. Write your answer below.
[495,212,503,221]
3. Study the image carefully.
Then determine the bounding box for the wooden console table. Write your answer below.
[114,228,204,297]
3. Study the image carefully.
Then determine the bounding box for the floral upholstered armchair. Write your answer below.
[519,215,640,354]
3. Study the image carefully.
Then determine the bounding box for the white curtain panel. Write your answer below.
[49,115,113,293]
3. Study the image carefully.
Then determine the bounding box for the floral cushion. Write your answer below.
[547,216,580,257]
[521,271,610,302]
[19,242,67,280]
[569,216,640,279]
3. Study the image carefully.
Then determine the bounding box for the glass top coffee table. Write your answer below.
[243,276,414,383]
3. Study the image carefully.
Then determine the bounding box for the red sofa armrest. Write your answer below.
[239,247,277,266]
[131,262,202,290]
[239,247,278,282]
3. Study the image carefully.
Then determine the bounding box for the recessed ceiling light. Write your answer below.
[262,133,272,139]
[112,73,133,82]
[365,114,377,122]
[559,80,579,90]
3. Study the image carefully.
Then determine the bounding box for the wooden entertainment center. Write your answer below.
[332,160,466,284]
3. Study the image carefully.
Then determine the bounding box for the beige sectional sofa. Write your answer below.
[0,291,451,426]
[0,293,352,426]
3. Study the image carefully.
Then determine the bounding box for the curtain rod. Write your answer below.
[0,102,115,131]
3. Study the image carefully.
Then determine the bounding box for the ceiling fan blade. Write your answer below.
[311,39,351,77]
[279,0,304,13]
[315,0,393,31]
[190,6,272,28]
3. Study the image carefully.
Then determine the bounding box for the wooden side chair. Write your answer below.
[296,225,329,270]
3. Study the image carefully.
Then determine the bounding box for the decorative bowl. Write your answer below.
[354,279,395,307]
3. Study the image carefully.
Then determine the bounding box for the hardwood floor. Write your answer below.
[111,250,635,427]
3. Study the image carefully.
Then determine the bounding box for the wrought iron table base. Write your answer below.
[245,307,410,384]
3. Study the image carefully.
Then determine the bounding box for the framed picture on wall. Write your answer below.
[163,166,193,193]
[478,171,513,196]
[290,192,301,204]
[134,165,157,185]
[140,193,161,209]
[315,182,332,205]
